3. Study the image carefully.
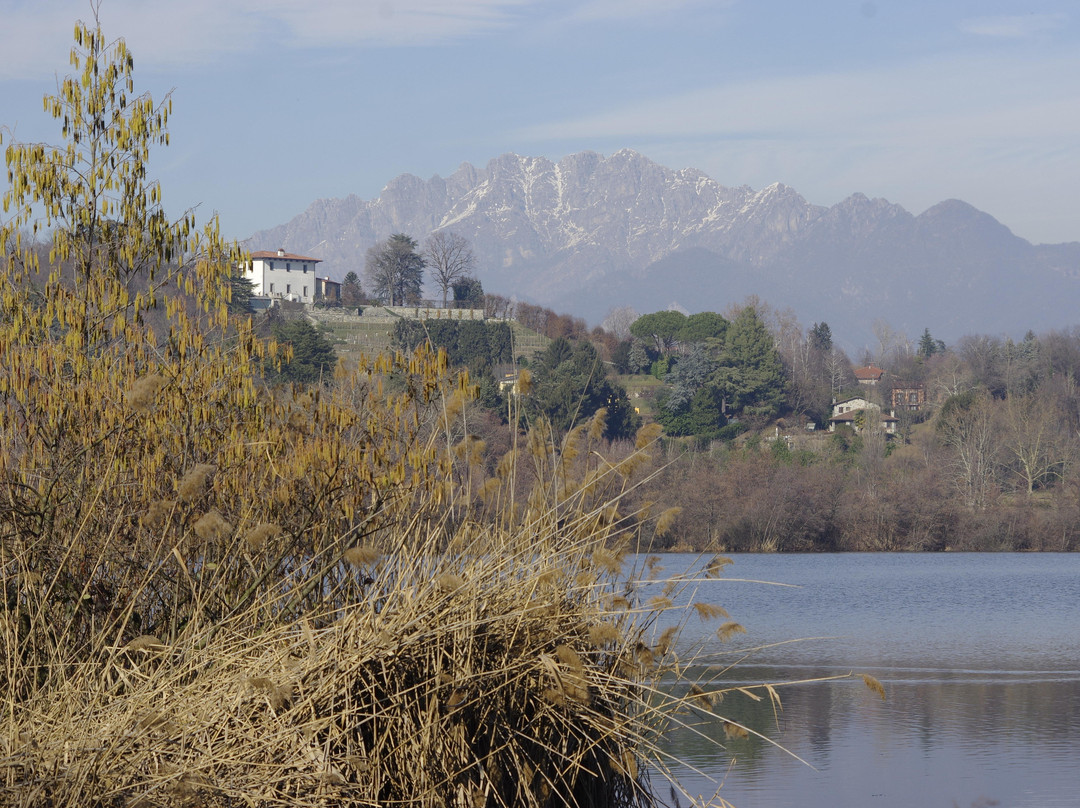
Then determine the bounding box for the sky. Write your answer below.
[2,0,1079,246]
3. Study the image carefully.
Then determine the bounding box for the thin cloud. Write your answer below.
[562,0,731,24]
[512,51,1080,243]
[0,0,533,79]
[959,13,1068,39]
[242,0,531,48]
[516,53,1080,144]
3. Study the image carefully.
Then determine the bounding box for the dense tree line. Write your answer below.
[522,337,640,441]
[393,318,513,373]
[481,294,591,341]
[238,250,1080,553]
[263,313,338,385]
[604,304,788,432]
[235,262,1080,552]
[580,302,1080,552]
[382,292,1080,553]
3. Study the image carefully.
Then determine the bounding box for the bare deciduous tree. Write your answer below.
[1003,390,1070,496]
[824,347,853,399]
[423,231,475,307]
[483,293,515,320]
[600,305,639,341]
[938,392,1001,509]
[872,317,911,368]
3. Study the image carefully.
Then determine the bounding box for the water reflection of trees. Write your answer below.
[660,667,1080,774]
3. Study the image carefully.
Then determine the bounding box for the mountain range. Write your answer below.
[246,149,1080,350]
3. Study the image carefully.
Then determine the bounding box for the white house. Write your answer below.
[831,396,875,416]
[244,248,322,303]
[828,396,898,434]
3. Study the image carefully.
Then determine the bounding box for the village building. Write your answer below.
[315,276,341,304]
[244,248,322,304]
[853,365,885,386]
[828,395,898,435]
[891,383,926,411]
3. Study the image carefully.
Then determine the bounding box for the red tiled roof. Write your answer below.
[853,365,884,380]
[250,250,322,262]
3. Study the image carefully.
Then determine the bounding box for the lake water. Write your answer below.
[632,553,1080,808]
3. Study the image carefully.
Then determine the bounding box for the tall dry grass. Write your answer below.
[0,18,870,806]
[0,363,775,807]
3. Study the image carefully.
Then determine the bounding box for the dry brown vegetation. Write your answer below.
[0,16,848,808]
[627,415,1080,553]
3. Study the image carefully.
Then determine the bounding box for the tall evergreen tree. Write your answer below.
[719,306,786,418]
[228,270,256,316]
[918,328,940,358]
[341,270,364,307]
[809,321,833,352]
[265,317,337,385]
[663,343,716,411]
[527,340,639,440]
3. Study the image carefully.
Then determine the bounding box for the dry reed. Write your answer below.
[1,363,865,807]
[0,18,878,806]
[0,344,702,808]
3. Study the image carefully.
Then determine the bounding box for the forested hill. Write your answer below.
[247,150,1080,350]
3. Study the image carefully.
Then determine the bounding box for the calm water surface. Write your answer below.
[635,553,1080,808]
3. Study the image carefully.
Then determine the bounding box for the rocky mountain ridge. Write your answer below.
[248,149,1080,349]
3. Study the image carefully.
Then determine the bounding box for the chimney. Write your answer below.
[277,248,286,257]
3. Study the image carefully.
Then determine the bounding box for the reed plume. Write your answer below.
[178,464,217,502]
[862,674,887,701]
[693,602,730,621]
[717,621,748,642]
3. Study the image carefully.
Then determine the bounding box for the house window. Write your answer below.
[286,284,291,294]
[269,261,274,270]
[286,263,291,272]
[303,286,308,297]
[269,283,274,293]
[302,263,308,273]
[909,392,918,404]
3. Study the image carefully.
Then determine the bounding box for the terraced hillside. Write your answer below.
[308,308,550,363]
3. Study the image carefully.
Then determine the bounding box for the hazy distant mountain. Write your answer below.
[247,149,1080,349]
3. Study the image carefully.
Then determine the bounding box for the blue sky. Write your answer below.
[2,0,1078,245]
